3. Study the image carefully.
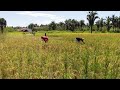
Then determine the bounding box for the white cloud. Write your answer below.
[16,11,65,22]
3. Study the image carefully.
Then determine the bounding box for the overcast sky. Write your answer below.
[0,11,120,27]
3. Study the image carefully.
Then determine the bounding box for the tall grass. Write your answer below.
[0,32,120,79]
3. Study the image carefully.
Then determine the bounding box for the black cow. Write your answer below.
[76,37,85,44]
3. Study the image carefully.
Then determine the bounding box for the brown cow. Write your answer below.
[41,33,48,43]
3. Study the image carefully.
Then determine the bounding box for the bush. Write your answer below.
[5,27,17,32]
[101,30,107,33]
[114,30,120,33]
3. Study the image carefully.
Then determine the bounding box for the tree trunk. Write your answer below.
[1,26,3,33]
[90,25,92,33]
[101,27,103,31]
[107,26,109,32]
[97,26,99,31]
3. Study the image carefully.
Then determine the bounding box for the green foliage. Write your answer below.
[28,23,39,35]
[28,23,35,30]
[87,11,99,33]
[79,20,85,31]
[49,21,57,30]
[5,27,16,32]
[0,18,7,33]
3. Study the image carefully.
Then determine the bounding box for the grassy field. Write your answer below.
[0,31,120,79]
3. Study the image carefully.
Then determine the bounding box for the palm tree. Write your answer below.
[49,21,56,30]
[0,18,7,33]
[65,19,72,30]
[79,20,85,31]
[95,20,100,31]
[114,16,119,31]
[70,19,76,31]
[65,19,69,30]
[99,18,105,31]
[118,16,120,29]
[87,11,99,33]
[59,22,65,30]
[65,19,76,31]
[110,15,116,31]
[105,16,112,32]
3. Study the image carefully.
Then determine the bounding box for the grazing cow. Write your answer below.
[76,37,85,44]
[41,33,48,43]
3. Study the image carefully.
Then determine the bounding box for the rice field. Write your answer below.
[0,32,120,79]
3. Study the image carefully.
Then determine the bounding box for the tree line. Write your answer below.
[27,11,120,33]
[1,11,120,33]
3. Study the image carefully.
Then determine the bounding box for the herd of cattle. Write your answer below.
[41,33,85,44]
[20,28,85,44]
